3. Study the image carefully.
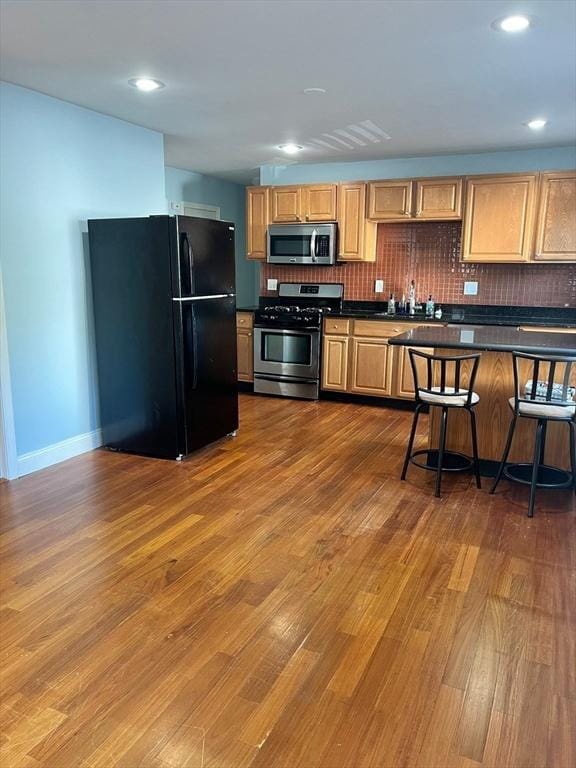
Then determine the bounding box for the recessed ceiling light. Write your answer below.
[303,87,327,95]
[128,77,165,92]
[278,143,303,155]
[526,118,547,130]
[492,15,531,33]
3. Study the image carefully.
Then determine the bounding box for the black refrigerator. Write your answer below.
[88,215,239,460]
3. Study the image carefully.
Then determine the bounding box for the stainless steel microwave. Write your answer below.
[267,223,337,265]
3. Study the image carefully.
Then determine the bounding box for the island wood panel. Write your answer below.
[429,348,575,470]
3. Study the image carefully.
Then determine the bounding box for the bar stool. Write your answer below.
[490,352,576,517]
[401,350,482,498]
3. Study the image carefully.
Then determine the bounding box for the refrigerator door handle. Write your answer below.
[179,232,193,295]
[173,294,230,302]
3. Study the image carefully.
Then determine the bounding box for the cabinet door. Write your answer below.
[237,328,254,382]
[303,184,337,221]
[368,180,413,220]
[246,187,269,260]
[270,186,302,222]
[321,336,349,391]
[338,183,375,261]
[350,337,393,396]
[393,345,430,399]
[461,175,537,262]
[534,171,576,261]
[414,178,463,219]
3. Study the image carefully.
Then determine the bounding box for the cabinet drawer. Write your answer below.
[324,318,351,335]
[236,312,253,328]
[352,319,418,338]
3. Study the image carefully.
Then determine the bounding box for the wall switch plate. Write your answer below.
[267,278,278,291]
[464,281,478,296]
[375,279,385,293]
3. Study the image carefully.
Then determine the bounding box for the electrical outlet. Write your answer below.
[267,278,278,291]
[464,281,478,296]
[375,279,385,293]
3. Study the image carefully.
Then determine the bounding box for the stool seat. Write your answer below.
[420,387,480,407]
[509,396,575,419]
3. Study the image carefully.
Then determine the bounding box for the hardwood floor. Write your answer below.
[1,394,574,768]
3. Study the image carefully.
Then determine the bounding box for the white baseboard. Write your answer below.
[17,428,103,477]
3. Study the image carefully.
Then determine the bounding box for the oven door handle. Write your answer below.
[254,326,320,334]
[254,374,317,384]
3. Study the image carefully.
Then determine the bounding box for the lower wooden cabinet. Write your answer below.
[350,337,394,396]
[236,312,254,382]
[321,318,442,400]
[322,336,349,391]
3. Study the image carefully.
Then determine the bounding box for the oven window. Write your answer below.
[270,235,311,258]
[262,332,311,365]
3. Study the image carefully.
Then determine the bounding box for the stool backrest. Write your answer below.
[512,351,576,413]
[408,349,482,406]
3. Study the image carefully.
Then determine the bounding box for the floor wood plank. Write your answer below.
[1,394,574,767]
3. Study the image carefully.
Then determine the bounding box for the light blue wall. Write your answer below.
[0,82,166,456]
[164,167,258,306]
[261,146,576,185]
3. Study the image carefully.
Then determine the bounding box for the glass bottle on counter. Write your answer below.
[387,293,396,315]
[426,295,435,318]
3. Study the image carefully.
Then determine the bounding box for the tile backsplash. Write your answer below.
[261,222,576,308]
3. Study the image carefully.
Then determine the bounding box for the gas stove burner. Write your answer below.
[261,305,330,315]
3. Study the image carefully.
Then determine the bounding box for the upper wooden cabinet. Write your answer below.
[534,171,576,261]
[303,184,337,221]
[338,183,376,262]
[246,187,269,260]
[368,180,412,219]
[461,174,538,263]
[270,186,302,222]
[367,177,463,221]
[414,178,463,219]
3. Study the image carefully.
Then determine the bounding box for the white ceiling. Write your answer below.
[1,0,575,183]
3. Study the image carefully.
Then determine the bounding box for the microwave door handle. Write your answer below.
[310,229,317,260]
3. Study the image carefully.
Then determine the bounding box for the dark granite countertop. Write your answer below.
[388,325,576,355]
[332,303,576,328]
[238,302,576,328]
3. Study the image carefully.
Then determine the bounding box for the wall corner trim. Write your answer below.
[16,428,103,477]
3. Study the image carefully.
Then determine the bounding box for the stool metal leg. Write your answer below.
[435,407,448,498]
[569,420,576,494]
[469,408,481,489]
[528,420,544,518]
[490,415,518,494]
[401,404,422,481]
[539,421,548,466]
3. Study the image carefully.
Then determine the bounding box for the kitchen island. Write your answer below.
[389,325,576,471]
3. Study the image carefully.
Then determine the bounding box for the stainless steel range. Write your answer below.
[253,283,344,400]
